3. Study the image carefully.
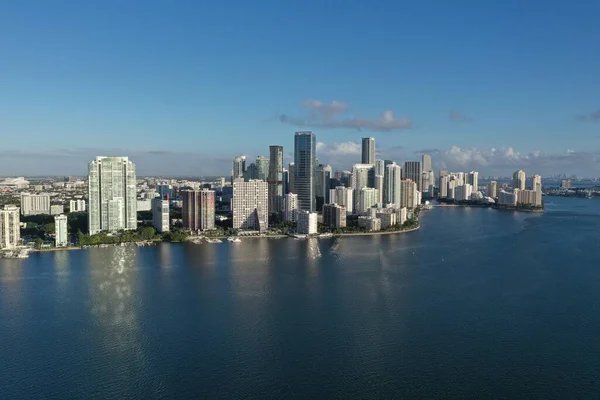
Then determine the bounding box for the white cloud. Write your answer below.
[279,99,412,132]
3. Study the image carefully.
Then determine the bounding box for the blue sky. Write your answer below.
[1,0,599,176]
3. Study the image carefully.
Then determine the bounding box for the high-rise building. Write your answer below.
[296,210,317,234]
[50,205,64,215]
[255,156,269,181]
[329,186,354,214]
[282,169,289,195]
[403,161,422,192]
[455,184,473,201]
[361,137,376,165]
[513,170,526,191]
[358,187,379,214]
[351,164,373,210]
[0,205,20,249]
[294,131,316,211]
[422,154,432,173]
[288,162,295,193]
[323,203,346,228]
[268,145,284,216]
[244,163,258,181]
[54,214,68,247]
[561,179,572,190]
[466,171,479,192]
[374,174,384,205]
[439,174,449,198]
[152,196,170,233]
[69,199,86,212]
[88,156,137,235]
[232,179,269,231]
[374,159,386,177]
[156,184,172,199]
[385,163,402,207]
[284,193,299,222]
[182,190,200,231]
[531,174,542,206]
[20,192,50,216]
[315,164,332,211]
[400,179,419,209]
[199,189,216,230]
[486,181,498,198]
[233,156,246,180]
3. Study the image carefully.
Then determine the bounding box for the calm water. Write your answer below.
[2,197,600,399]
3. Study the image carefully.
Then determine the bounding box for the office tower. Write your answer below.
[531,174,542,206]
[400,179,418,209]
[233,156,246,180]
[294,131,316,211]
[315,164,332,212]
[232,179,269,231]
[282,169,289,195]
[374,159,386,177]
[88,156,137,235]
[513,170,526,191]
[422,154,432,173]
[288,163,295,193]
[268,145,284,216]
[374,174,384,205]
[54,214,68,247]
[351,164,373,208]
[323,204,347,228]
[340,170,352,187]
[329,186,354,214]
[382,160,394,202]
[0,205,20,249]
[403,161,422,192]
[466,171,479,192]
[385,163,402,207]
[358,187,379,214]
[255,156,269,181]
[284,193,299,222]
[244,163,258,181]
[20,192,51,216]
[156,184,172,199]
[361,137,376,165]
[199,189,216,230]
[152,196,170,233]
[69,199,86,212]
[297,210,317,234]
[181,190,200,231]
[447,180,457,200]
[439,174,449,198]
[486,181,498,198]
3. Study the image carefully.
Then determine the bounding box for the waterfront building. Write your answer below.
[513,170,526,191]
[0,205,20,249]
[88,156,137,235]
[466,171,479,192]
[54,214,68,247]
[486,181,498,198]
[297,210,317,235]
[255,156,269,181]
[361,137,376,165]
[358,187,379,215]
[403,161,422,192]
[20,192,50,216]
[233,156,246,180]
[199,189,216,230]
[152,196,170,233]
[351,164,373,210]
[69,199,86,212]
[518,190,539,206]
[322,203,346,228]
[182,190,200,231]
[50,205,64,215]
[374,174,384,205]
[268,145,284,217]
[400,179,419,209]
[447,179,457,200]
[397,207,408,225]
[498,190,518,206]
[438,174,449,199]
[294,131,316,211]
[455,184,473,201]
[376,209,397,229]
[385,163,401,207]
[232,179,269,232]
[531,174,542,206]
[358,216,381,232]
[284,193,299,223]
[329,186,354,214]
[561,179,572,189]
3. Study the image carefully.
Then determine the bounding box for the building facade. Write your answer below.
[69,199,86,212]
[358,187,379,215]
[268,145,284,217]
[294,131,316,211]
[361,137,376,165]
[54,214,68,247]
[232,179,269,231]
[403,161,422,192]
[20,192,50,216]
[199,189,216,230]
[88,156,137,235]
[284,193,299,223]
[329,186,354,214]
[152,196,170,233]
[0,205,20,249]
[182,190,200,231]
[296,210,317,234]
[385,163,402,207]
[513,170,526,191]
[323,203,347,228]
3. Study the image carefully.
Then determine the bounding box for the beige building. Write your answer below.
[232,179,269,232]
[323,203,346,228]
[0,205,21,249]
[513,170,526,191]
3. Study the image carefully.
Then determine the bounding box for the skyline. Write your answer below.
[1,1,600,176]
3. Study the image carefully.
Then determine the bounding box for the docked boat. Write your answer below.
[206,238,222,243]
[227,237,241,243]
[318,233,333,238]
[2,248,30,259]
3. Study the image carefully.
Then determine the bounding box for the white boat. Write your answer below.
[318,233,333,238]
[2,248,30,259]
[227,237,241,243]
[206,238,222,243]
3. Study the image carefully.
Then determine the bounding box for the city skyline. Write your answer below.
[2,2,600,177]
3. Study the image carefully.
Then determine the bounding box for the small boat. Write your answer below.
[206,238,222,244]
[318,233,333,238]
[227,237,241,243]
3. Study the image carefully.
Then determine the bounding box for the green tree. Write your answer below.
[139,226,156,240]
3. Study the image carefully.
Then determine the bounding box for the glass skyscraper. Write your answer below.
[294,131,316,212]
